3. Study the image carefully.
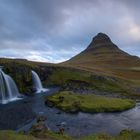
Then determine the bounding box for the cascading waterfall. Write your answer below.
[0,67,20,104]
[31,70,47,93]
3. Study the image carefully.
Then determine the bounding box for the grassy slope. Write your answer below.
[47,68,140,98]
[46,91,135,113]
[0,58,139,98]
[60,44,140,87]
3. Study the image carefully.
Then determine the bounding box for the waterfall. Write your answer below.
[31,70,47,93]
[0,67,20,104]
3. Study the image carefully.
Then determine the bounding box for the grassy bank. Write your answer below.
[46,91,135,113]
[0,131,37,140]
[1,129,140,140]
[0,130,71,140]
[81,130,140,140]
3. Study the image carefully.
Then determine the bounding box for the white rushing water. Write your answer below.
[31,70,48,93]
[0,67,20,104]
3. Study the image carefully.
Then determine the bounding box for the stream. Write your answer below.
[0,87,140,137]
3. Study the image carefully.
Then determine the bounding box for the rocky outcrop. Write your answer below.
[30,115,48,138]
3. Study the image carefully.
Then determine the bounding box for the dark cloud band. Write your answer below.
[0,0,139,62]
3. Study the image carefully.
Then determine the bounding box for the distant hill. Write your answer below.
[61,33,140,85]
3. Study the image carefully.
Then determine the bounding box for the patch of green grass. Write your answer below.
[115,129,140,140]
[46,91,135,113]
[0,131,37,140]
[80,133,112,140]
[40,131,72,140]
[80,130,140,140]
[48,68,90,86]
[0,130,72,140]
[1,129,140,140]
[48,68,137,97]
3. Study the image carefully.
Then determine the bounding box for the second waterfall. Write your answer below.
[31,70,47,93]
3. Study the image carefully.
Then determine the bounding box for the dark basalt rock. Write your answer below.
[62,79,91,91]
[59,96,64,102]
[37,116,47,123]
[56,111,62,115]
[45,99,54,107]
[31,122,47,133]
[30,115,48,138]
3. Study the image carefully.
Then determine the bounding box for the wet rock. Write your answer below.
[30,115,48,138]
[45,99,54,107]
[62,79,91,91]
[30,87,36,93]
[37,116,47,123]
[59,96,64,102]
[30,123,48,138]
[31,122,48,133]
[59,128,65,135]
[56,111,61,114]
[24,91,34,96]
[56,124,61,127]
[23,100,29,104]
[69,108,79,113]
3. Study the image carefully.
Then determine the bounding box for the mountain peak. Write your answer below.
[93,33,111,42]
[63,32,140,71]
[87,32,114,50]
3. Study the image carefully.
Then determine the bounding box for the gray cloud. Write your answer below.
[0,0,140,62]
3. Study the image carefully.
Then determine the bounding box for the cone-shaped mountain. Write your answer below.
[64,33,140,68]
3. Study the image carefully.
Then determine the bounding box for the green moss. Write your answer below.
[46,91,135,113]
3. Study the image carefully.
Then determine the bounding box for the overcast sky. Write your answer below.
[0,0,140,63]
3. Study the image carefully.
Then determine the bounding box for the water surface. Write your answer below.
[0,88,140,137]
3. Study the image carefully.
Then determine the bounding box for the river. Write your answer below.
[0,87,140,137]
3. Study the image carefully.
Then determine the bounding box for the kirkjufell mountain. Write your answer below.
[62,33,140,81]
